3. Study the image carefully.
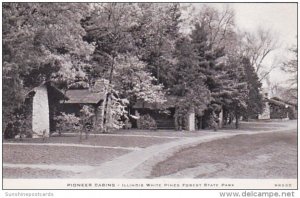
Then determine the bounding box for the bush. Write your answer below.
[80,105,95,134]
[4,114,32,139]
[4,122,17,139]
[137,114,157,130]
[208,112,218,131]
[54,113,80,134]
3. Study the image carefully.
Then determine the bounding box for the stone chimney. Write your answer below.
[91,78,109,93]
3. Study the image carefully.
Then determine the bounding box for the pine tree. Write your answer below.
[190,23,227,128]
[171,36,211,129]
[132,3,182,87]
[242,58,264,119]
[190,22,249,129]
[222,56,249,128]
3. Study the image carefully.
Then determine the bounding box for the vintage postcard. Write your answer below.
[2,1,298,192]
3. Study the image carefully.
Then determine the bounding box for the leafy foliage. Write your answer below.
[55,113,81,133]
[80,105,95,125]
[171,36,211,116]
[3,3,94,86]
[105,92,129,131]
[137,114,157,130]
[113,54,166,105]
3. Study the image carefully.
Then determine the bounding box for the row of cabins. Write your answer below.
[21,79,198,138]
[259,96,297,120]
[18,79,297,138]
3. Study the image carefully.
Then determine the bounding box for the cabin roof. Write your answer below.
[25,81,69,100]
[62,89,106,104]
[271,97,297,107]
[268,98,287,107]
[267,97,296,108]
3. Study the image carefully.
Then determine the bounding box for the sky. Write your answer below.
[232,3,297,46]
[232,3,297,87]
[189,3,297,88]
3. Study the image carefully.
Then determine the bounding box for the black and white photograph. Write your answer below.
[2,1,298,191]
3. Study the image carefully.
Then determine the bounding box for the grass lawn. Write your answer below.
[3,132,177,178]
[3,144,129,165]
[150,130,297,179]
[3,167,74,178]
[113,130,214,137]
[222,121,284,131]
[4,134,175,148]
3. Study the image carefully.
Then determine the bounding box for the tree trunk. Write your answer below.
[156,65,160,83]
[235,113,239,129]
[228,114,232,125]
[196,116,203,130]
[102,56,115,133]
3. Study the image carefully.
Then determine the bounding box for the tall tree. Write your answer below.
[190,21,249,128]
[82,3,142,131]
[190,22,228,127]
[132,3,182,87]
[241,58,264,119]
[113,54,166,107]
[241,28,279,82]
[192,5,236,50]
[281,47,298,102]
[82,3,173,131]
[82,3,140,80]
[3,3,94,87]
[171,36,211,116]
[281,47,297,90]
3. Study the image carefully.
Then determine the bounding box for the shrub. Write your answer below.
[137,114,157,130]
[80,105,95,124]
[79,105,95,136]
[208,112,219,131]
[54,113,80,134]
[4,114,32,139]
